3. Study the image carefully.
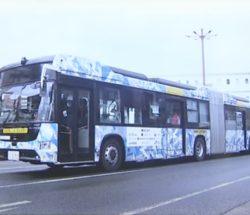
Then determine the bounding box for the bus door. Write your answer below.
[236,111,246,150]
[166,99,185,157]
[58,86,93,162]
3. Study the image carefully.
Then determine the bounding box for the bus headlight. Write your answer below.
[40,141,51,150]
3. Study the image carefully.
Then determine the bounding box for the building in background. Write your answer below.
[160,72,250,101]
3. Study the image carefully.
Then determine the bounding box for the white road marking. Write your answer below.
[0,200,31,208]
[0,207,18,213]
[0,154,248,171]
[119,175,250,215]
[0,168,148,189]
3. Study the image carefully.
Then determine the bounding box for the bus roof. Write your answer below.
[149,78,197,90]
[52,54,210,101]
[108,66,148,81]
[0,55,54,72]
[1,54,249,107]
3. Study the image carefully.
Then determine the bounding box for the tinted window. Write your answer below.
[187,100,198,123]
[186,99,210,128]
[246,110,250,130]
[166,100,182,127]
[225,109,236,130]
[123,89,142,125]
[0,63,49,87]
[142,92,158,126]
[99,87,121,124]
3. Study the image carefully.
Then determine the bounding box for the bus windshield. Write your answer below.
[0,81,55,124]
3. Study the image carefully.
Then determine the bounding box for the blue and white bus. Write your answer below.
[0,54,249,171]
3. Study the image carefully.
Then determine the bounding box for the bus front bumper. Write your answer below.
[0,149,41,163]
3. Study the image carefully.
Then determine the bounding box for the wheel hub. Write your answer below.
[104,145,118,166]
[196,141,204,157]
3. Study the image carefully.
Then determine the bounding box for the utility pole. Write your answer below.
[186,29,218,86]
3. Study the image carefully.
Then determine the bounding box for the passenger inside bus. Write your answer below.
[171,108,181,125]
[78,97,89,151]
[78,98,88,128]
[61,94,74,153]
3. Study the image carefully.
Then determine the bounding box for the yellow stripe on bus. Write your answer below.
[236,101,245,107]
[166,86,184,96]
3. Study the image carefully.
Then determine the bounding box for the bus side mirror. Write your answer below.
[49,84,54,104]
[40,64,60,96]
[40,76,47,96]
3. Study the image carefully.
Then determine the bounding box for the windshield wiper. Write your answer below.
[2,96,20,124]
[14,85,26,122]
[2,110,13,125]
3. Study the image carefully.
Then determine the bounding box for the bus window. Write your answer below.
[187,100,198,123]
[199,102,210,127]
[61,89,75,153]
[78,90,90,152]
[236,112,243,130]
[186,99,210,128]
[123,89,142,125]
[142,93,170,127]
[156,95,167,126]
[225,109,236,130]
[166,101,181,126]
[142,93,158,126]
[99,87,121,124]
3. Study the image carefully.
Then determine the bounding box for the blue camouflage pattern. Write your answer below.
[52,54,210,100]
[95,126,210,162]
[225,130,247,152]
[223,93,250,108]
[52,54,250,108]
[0,123,58,163]
[247,131,250,150]
[185,129,211,156]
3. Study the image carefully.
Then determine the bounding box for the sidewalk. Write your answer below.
[223,201,250,215]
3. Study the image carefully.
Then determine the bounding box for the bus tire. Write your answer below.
[100,138,123,172]
[194,137,206,161]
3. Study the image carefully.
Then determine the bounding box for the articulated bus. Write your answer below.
[0,54,250,171]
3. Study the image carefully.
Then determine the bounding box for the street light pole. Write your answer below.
[186,29,217,86]
[200,29,206,86]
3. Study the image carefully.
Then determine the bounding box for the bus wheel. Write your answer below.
[194,137,206,161]
[101,138,123,172]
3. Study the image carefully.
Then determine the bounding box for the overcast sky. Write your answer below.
[0,0,249,78]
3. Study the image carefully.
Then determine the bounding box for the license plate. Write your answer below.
[3,128,28,134]
[8,151,19,161]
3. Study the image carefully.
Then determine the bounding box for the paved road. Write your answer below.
[0,154,250,214]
